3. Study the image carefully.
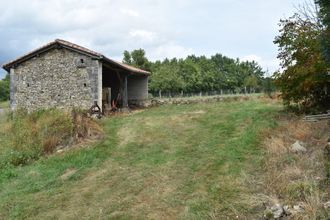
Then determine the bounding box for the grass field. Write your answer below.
[0,99,283,219]
[0,100,9,109]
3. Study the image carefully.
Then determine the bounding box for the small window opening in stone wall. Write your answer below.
[84,83,87,87]
[80,58,84,63]
[27,83,30,87]
[41,91,44,94]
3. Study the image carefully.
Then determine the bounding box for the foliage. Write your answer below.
[274,2,329,112]
[262,77,276,97]
[0,74,10,101]
[123,49,270,95]
[123,49,151,71]
[148,54,267,94]
[317,0,330,66]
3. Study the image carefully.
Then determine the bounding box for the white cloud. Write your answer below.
[149,43,194,61]
[242,54,280,74]
[129,30,157,42]
[120,8,140,17]
[242,54,262,63]
[0,0,304,79]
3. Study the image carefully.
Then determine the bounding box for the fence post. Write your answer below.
[159,90,162,99]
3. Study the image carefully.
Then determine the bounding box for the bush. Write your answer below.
[0,74,9,101]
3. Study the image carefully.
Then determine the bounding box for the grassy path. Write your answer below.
[0,99,281,219]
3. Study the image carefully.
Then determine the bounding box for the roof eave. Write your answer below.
[101,57,151,76]
[2,42,102,72]
[2,39,151,76]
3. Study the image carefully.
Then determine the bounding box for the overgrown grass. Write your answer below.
[0,100,9,109]
[260,115,329,219]
[0,99,283,219]
[0,109,103,169]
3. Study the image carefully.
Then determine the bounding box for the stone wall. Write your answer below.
[11,48,99,111]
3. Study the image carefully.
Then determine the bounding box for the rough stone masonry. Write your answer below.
[10,48,99,111]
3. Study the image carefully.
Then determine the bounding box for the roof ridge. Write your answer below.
[2,39,150,75]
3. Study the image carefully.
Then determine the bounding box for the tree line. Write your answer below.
[123,50,274,96]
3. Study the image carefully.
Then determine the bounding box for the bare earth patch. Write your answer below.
[60,168,77,180]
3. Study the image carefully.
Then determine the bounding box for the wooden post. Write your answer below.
[97,62,103,112]
[122,75,128,108]
[107,87,111,104]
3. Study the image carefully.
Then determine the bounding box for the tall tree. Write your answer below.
[122,49,151,71]
[274,1,329,111]
[316,0,330,66]
[0,74,10,101]
[123,50,132,65]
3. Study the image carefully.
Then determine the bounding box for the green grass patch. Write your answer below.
[0,101,9,109]
[0,100,9,109]
[0,99,282,219]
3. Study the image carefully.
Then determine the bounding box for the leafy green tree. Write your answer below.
[122,49,151,71]
[126,50,265,96]
[262,77,276,97]
[317,0,330,66]
[123,50,132,64]
[244,75,258,93]
[0,74,10,101]
[149,64,184,93]
[274,3,329,111]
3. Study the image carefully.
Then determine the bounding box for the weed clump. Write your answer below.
[0,108,102,168]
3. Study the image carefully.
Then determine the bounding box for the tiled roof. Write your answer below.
[2,39,150,75]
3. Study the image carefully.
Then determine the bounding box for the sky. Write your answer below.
[0,0,306,79]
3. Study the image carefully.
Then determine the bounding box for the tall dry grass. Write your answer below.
[261,115,329,218]
[0,108,103,168]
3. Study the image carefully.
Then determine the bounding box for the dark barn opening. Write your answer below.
[102,65,122,109]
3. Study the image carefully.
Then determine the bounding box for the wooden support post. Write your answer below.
[107,87,111,104]
[97,62,103,112]
[122,75,128,108]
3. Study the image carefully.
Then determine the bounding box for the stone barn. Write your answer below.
[2,39,150,112]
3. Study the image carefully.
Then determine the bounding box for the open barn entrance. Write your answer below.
[100,61,149,113]
[102,65,122,110]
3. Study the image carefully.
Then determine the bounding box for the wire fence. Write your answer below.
[149,90,261,99]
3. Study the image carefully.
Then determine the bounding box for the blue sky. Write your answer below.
[0,0,306,79]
